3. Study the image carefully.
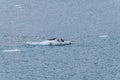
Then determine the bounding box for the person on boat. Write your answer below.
[57,39,60,42]
[61,38,64,42]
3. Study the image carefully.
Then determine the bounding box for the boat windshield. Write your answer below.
[47,38,56,40]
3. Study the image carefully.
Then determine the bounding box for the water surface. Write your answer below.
[0,0,120,80]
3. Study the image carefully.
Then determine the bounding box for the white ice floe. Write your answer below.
[99,35,109,38]
[3,49,21,52]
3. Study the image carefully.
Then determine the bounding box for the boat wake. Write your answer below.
[3,49,21,52]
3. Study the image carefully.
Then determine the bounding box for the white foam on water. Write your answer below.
[99,35,109,38]
[14,4,24,9]
[3,49,21,52]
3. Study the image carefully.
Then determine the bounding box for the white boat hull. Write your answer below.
[50,41,71,46]
[26,40,71,46]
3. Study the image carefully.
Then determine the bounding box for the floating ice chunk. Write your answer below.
[99,35,109,38]
[3,49,21,52]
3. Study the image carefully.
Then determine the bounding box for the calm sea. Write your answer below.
[0,0,120,80]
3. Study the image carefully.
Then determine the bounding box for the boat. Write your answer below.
[50,41,71,46]
[26,39,71,46]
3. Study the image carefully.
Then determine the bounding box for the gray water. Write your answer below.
[0,0,120,80]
